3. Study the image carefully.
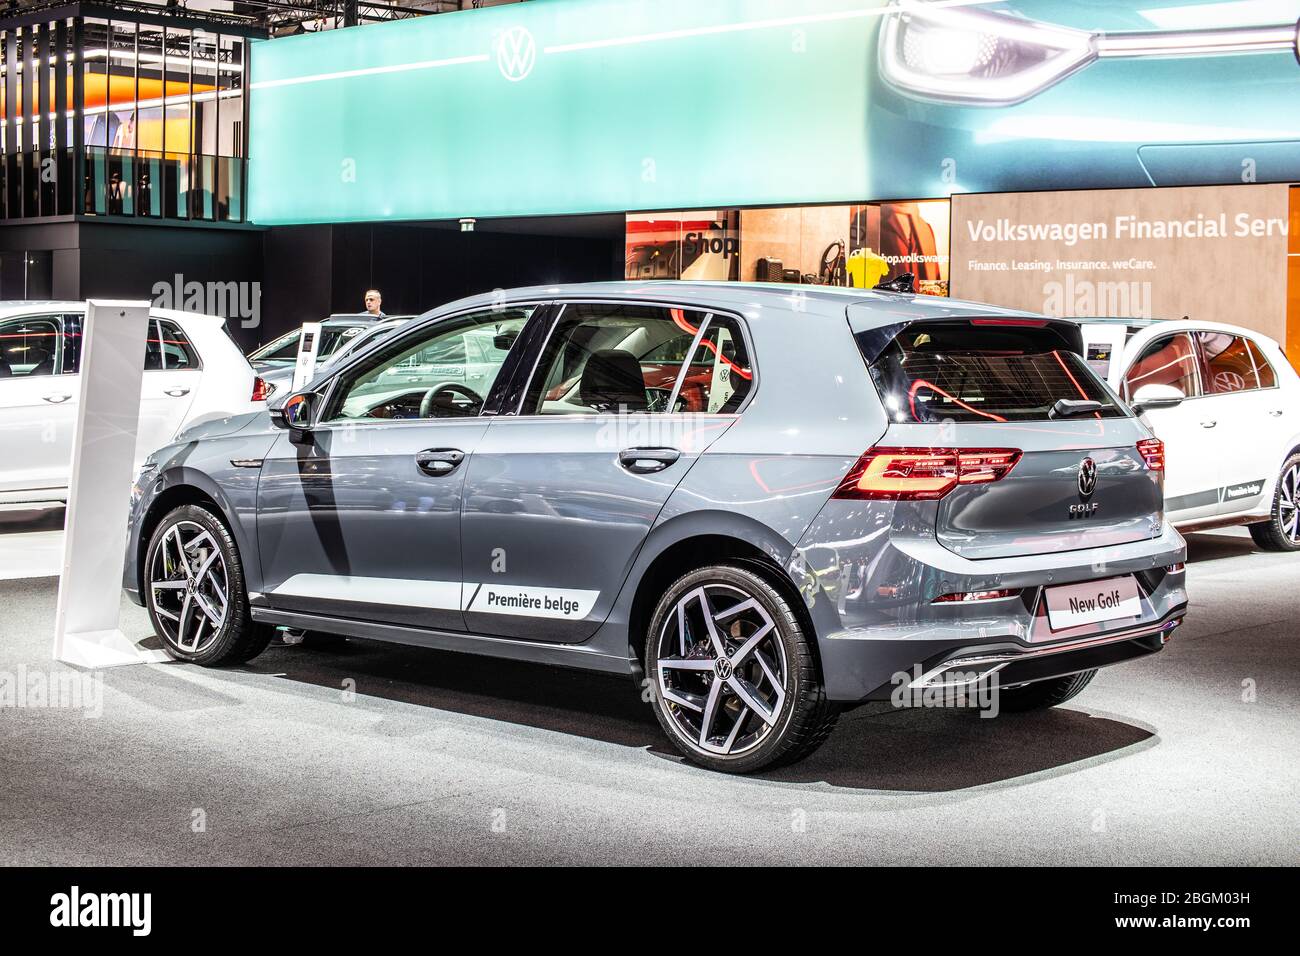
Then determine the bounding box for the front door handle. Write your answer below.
[1268,409,1284,417]
[1200,420,1217,428]
[42,394,72,404]
[164,387,191,398]
[415,448,465,476]
[618,447,681,474]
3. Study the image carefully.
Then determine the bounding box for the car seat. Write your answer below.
[578,348,648,412]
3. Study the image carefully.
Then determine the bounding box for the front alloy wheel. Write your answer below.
[144,503,273,665]
[150,520,229,654]
[646,565,838,773]
[1249,454,1300,552]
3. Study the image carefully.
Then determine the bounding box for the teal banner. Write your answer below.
[249,0,881,224]
[249,0,1300,224]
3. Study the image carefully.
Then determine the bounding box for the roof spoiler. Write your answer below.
[849,312,1087,365]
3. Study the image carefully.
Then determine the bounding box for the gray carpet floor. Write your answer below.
[0,525,1296,865]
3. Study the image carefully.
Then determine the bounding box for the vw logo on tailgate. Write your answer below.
[1078,457,1098,498]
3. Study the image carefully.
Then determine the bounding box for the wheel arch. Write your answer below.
[617,512,824,680]
[135,469,250,598]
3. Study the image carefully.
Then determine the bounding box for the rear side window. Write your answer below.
[866,321,1125,423]
[521,303,750,415]
[1246,338,1277,389]
[156,320,200,370]
[1196,332,1258,394]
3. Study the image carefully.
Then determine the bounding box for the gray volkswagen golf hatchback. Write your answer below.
[124,282,1188,773]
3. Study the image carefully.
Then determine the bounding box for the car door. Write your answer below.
[1193,330,1271,516]
[460,301,751,643]
[1121,330,1219,523]
[255,304,540,632]
[137,318,201,462]
[0,311,79,497]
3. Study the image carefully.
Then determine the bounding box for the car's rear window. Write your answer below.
[864,321,1126,423]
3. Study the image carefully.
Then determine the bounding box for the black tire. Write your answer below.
[997,670,1096,713]
[143,503,274,666]
[645,564,839,774]
[1247,453,1300,552]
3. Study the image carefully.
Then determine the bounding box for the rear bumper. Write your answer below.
[899,605,1183,697]
[796,510,1188,702]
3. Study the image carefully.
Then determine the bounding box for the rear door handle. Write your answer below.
[1200,420,1217,428]
[618,447,681,474]
[42,394,72,404]
[164,387,190,398]
[1268,409,1283,417]
[415,448,465,476]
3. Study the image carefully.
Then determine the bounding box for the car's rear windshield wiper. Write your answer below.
[1049,399,1105,419]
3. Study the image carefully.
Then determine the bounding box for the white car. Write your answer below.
[1080,317,1300,550]
[0,302,265,506]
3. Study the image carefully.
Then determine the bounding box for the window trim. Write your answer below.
[506,298,757,419]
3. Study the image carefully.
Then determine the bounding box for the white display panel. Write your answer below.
[53,301,170,668]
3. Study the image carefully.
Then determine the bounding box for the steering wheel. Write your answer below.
[418,381,485,418]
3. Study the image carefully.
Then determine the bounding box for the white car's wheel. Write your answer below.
[1249,453,1300,552]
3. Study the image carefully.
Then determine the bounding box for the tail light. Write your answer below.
[1137,438,1164,471]
[833,448,1021,501]
[251,377,272,402]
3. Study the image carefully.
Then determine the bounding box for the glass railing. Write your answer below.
[82,147,246,223]
[1,149,76,219]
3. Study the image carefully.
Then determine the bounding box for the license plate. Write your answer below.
[1044,575,1141,631]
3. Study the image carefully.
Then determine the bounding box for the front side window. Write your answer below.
[1124,333,1201,401]
[328,307,534,421]
[1197,332,1258,394]
[867,320,1125,423]
[0,315,62,378]
[522,303,750,415]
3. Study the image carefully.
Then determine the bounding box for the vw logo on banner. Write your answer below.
[497,26,536,81]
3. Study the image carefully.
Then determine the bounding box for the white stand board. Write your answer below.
[53,300,170,668]
[291,321,323,392]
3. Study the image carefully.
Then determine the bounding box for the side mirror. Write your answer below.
[271,391,317,444]
[1131,383,1185,414]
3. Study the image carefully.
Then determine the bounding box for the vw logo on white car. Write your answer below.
[497,26,536,81]
[1078,457,1098,498]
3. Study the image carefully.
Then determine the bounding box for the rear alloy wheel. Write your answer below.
[997,670,1096,712]
[145,504,273,665]
[1249,454,1300,552]
[646,565,838,774]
